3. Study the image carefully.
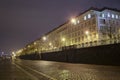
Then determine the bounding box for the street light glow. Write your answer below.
[12,51,16,57]
[62,38,65,42]
[28,45,30,48]
[71,18,76,25]
[49,42,52,46]
[17,49,22,53]
[34,42,36,45]
[85,31,89,35]
[43,36,47,41]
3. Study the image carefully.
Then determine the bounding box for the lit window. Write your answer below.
[116,15,118,19]
[108,13,110,17]
[84,16,87,20]
[112,14,115,18]
[102,14,105,18]
[77,20,80,23]
[88,14,91,19]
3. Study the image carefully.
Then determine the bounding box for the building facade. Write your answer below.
[16,7,120,56]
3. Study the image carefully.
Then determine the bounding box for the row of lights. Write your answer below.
[26,18,89,50]
[39,18,89,47]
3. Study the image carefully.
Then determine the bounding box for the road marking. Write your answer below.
[14,62,57,80]
[13,62,39,80]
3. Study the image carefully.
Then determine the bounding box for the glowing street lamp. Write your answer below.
[34,42,36,45]
[61,37,66,46]
[12,52,16,57]
[71,18,77,25]
[28,45,30,48]
[85,30,89,35]
[49,42,52,46]
[62,38,66,42]
[43,36,47,41]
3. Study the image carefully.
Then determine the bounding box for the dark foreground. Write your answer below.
[0,60,33,80]
[1,59,120,80]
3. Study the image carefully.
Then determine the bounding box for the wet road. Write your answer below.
[15,59,120,80]
[0,59,38,80]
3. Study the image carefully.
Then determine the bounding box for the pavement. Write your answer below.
[15,59,120,80]
[0,58,120,80]
[0,59,38,80]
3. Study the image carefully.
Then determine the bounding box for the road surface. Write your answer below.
[0,58,120,80]
[14,59,120,80]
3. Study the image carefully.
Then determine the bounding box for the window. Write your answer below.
[84,16,87,20]
[77,20,80,24]
[108,13,110,17]
[102,14,105,18]
[88,14,91,19]
[116,15,118,19]
[112,14,115,18]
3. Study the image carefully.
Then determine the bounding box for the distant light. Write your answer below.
[35,49,37,51]
[12,52,16,56]
[43,36,46,41]
[49,42,52,46]
[17,50,22,53]
[34,42,36,45]
[85,31,89,35]
[28,45,30,48]
[62,38,66,42]
[71,18,77,25]
[77,20,80,24]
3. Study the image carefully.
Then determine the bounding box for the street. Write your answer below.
[0,59,120,80]
[0,59,37,80]
[15,59,120,80]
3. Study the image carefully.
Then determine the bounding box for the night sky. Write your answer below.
[0,0,120,54]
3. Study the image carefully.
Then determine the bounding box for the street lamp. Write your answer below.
[71,18,77,25]
[34,42,36,45]
[28,45,30,48]
[85,30,89,35]
[62,37,66,42]
[42,36,47,41]
[49,42,52,46]
[61,37,66,46]
[12,51,16,60]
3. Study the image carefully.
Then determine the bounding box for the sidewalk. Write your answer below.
[0,60,35,80]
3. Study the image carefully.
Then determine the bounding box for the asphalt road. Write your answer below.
[14,59,120,80]
[0,59,38,80]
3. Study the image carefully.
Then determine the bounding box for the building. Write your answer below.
[16,7,120,56]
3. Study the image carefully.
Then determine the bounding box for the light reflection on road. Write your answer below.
[16,59,120,80]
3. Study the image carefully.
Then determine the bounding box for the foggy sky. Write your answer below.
[0,0,120,54]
